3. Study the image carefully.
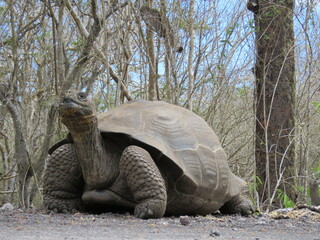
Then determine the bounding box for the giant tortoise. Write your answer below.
[43,90,253,218]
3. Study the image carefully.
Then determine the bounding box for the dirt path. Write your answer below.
[0,209,319,240]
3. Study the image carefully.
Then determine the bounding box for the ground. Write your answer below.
[0,207,319,240]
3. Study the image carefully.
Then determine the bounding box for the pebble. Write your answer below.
[179,216,191,226]
[209,230,220,237]
[0,203,14,212]
[255,220,267,225]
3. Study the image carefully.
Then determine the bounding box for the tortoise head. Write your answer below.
[59,90,97,132]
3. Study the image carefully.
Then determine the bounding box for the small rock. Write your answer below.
[159,220,169,226]
[253,214,261,219]
[238,217,246,222]
[255,219,267,225]
[179,215,191,226]
[0,203,14,212]
[209,230,220,237]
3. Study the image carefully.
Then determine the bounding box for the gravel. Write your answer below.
[0,208,319,240]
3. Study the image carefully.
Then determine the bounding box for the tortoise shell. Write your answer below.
[97,100,245,210]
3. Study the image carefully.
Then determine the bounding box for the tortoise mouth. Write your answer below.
[61,96,87,107]
[59,97,94,119]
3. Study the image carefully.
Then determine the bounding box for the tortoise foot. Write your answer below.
[219,194,254,216]
[120,146,167,219]
[43,144,84,214]
[45,196,82,214]
[134,199,166,219]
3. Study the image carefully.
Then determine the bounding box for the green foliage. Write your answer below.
[246,19,258,34]
[226,23,238,36]
[1,37,13,46]
[313,162,320,178]
[220,23,238,47]
[0,6,7,15]
[236,86,252,97]
[264,5,280,18]
[277,189,295,208]
[311,101,320,114]
[271,6,280,15]
[263,34,271,41]
[297,185,305,195]
[249,175,262,196]
[70,39,85,52]
[248,175,262,210]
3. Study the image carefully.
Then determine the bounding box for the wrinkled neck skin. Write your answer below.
[62,115,117,189]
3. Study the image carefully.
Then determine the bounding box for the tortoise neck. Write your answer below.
[61,114,97,133]
[68,116,118,188]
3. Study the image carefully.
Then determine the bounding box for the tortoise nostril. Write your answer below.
[62,97,72,103]
[62,91,74,99]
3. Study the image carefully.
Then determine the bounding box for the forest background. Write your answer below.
[0,0,319,211]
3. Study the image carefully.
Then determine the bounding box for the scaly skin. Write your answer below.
[219,194,253,216]
[59,91,118,189]
[43,144,84,213]
[119,146,167,218]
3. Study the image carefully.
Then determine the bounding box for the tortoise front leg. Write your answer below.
[43,144,84,213]
[219,194,254,216]
[119,146,167,219]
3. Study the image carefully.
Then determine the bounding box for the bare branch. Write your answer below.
[65,0,132,100]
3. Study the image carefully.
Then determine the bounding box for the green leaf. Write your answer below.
[311,101,320,114]
[313,162,320,178]
[277,189,295,208]
[283,195,295,208]
[297,185,304,193]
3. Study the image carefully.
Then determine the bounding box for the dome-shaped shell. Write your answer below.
[97,100,245,204]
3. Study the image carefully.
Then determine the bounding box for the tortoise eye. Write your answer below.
[78,92,86,101]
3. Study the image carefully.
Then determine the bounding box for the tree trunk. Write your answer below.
[247,0,296,209]
[309,179,320,206]
[187,0,195,111]
[146,1,157,101]
[30,104,59,204]
[5,101,33,208]
[4,1,33,208]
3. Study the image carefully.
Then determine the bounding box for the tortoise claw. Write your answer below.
[135,205,155,219]
[219,194,254,216]
[120,146,167,219]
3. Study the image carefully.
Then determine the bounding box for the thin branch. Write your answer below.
[65,0,132,100]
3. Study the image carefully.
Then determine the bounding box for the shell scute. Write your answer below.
[97,100,243,201]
